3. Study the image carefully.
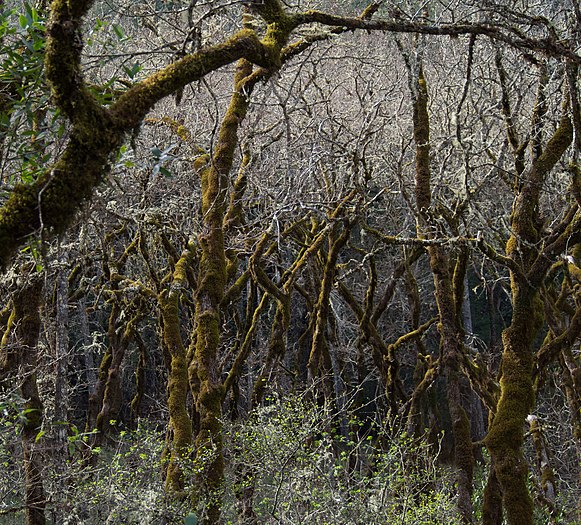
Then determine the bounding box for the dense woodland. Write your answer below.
[0,0,580,524]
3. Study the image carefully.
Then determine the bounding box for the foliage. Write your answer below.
[220,395,460,525]
[0,399,461,524]
[0,3,56,184]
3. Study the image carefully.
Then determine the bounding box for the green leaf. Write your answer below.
[123,62,141,79]
[112,24,125,40]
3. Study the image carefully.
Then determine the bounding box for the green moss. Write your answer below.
[194,154,210,173]
[97,350,113,382]
[225,255,238,282]
[453,403,473,478]
[110,29,268,128]
[248,0,287,24]
[192,305,225,523]
[0,1,295,270]
[572,243,581,265]
[486,338,535,525]
[0,308,15,348]
[533,115,573,177]
[0,123,122,269]
[488,349,533,443]
[224,151,250,232]
[261,22,289,67]
[413,72,431,217]
[194,312,221,374]
[159,289,194,494]
[482,464,503,525]
[484,112,569,519]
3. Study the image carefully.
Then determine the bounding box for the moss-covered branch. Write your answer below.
[307,220,351,381]
[223,293,269,395]
[159,247,195,495]
[0,3,288,271]
[45,0,100,120]
[291,10,581,64]
[408,59,476,524]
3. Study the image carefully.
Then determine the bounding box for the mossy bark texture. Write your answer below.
[482,458,503,525]
[187,9,303,515]
[411,67,474,524]
[528,415,557,520]
[0,0,288,270]
[96,307,142,439]
[12,275,46,525]
[485,105,573,525]
[189,58,254,523]
[160,262,194,495]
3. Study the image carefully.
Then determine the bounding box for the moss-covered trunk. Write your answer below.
[87,245,140,439]
[482,457,503,525]
[485,282,539,525]
[13,275,46,525]
[187,10,298,517]
[188,58,253,523]
[95,310,141,438]
[411,66,474,523]
[190,163,227,522]
[485,93,573,523]
[160,250,194,495]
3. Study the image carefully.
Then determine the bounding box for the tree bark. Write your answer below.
[13,274,46,525]
[411,65,475,524]
[485,105,573,525]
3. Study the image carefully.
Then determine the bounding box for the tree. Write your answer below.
[1,1,581,524]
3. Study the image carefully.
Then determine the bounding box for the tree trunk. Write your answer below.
[53,249,69,522]
[189,58,253,523]
[160,257,194,495]
[485,101,573,524]
[411,64,475,524]
[13,275,46,525]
